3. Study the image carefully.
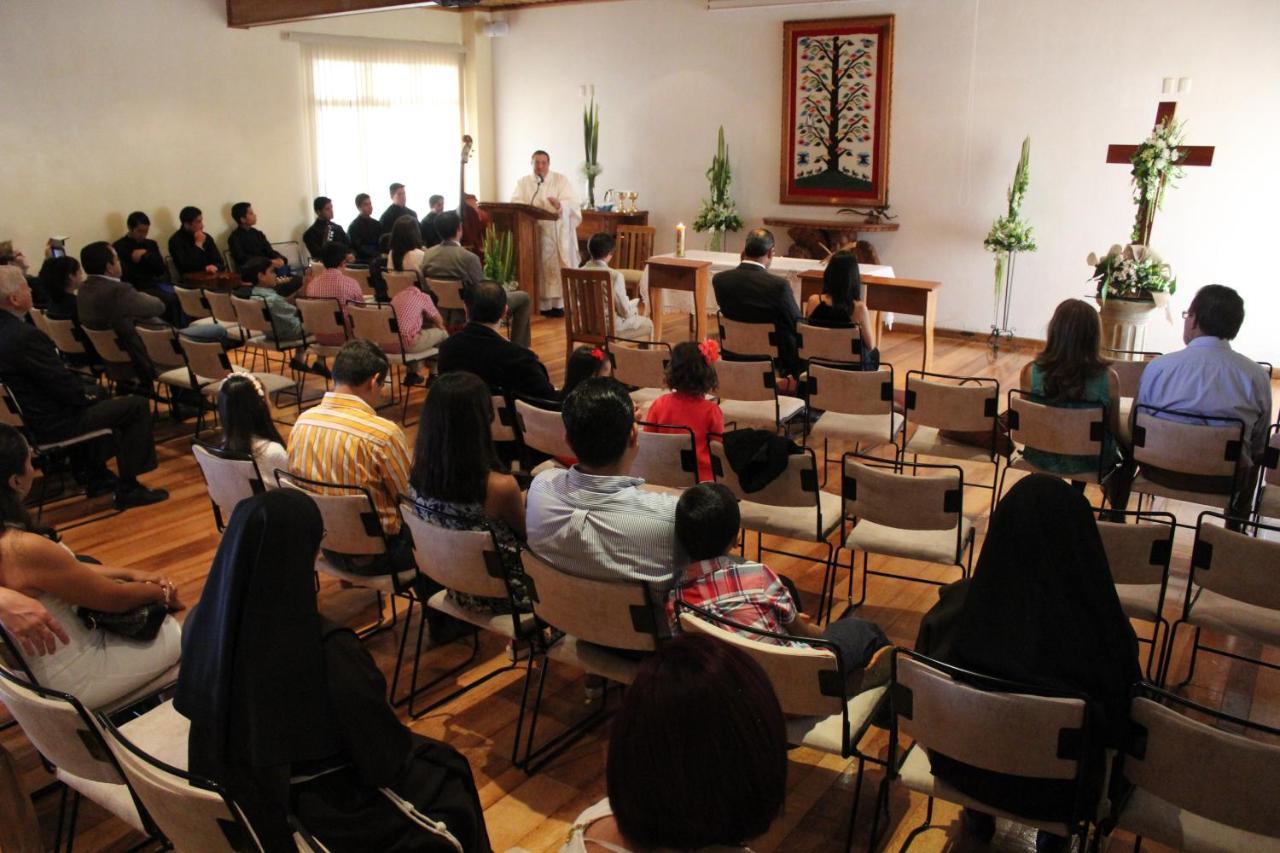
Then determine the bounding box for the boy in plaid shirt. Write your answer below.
[672,483,889,674]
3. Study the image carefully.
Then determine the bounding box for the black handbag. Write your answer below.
[77,602,168,642]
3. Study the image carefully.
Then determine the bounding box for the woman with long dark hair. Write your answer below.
[0,424,182,709]
[36,255,84,320]
[803,249,879,369]
[561,345,611,401]
[407,371,528,614]
[1020,299,1121,474]
[216,374,287,485]
[175,490,489,852]
[389,214,426,273]
[563,634,788,851]
[917,475,1140,848]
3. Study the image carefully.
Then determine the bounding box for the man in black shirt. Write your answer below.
[378,182,417,236]
[420,194,445,248]
[168,206,227,277]
[114,212,170,291]
[0,265,167,508]
[302,196,350,261]
[227,202,299,296]
[347,193,381,264]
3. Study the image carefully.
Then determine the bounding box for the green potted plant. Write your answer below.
[582,95,601,210]
[482,224,516,291]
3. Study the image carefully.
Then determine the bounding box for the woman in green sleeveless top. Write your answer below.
[1020,299,1122,476]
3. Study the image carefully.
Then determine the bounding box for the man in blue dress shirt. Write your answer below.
[1108,284,1271,517]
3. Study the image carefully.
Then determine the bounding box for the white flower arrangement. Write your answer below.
[692,126,744,251]
[984,137,1037,299]
[1088,243,1177,302]
[1129,119,1186,244]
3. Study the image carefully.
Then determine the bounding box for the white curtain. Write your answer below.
[303,39,463,227]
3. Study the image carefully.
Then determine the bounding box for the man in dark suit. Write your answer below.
[438,281,556,401]
[423,211,532,348]
[0,265,167,508]
[76,241,166,377]
[712,228,803,380]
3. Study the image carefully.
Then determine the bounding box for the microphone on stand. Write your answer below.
[531,174,544,204]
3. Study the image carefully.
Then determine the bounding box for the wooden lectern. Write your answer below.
[479,202,558,304]
[645,257,712,342]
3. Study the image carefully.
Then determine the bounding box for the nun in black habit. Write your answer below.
[916,474,1141,841]
[174,490,491,852]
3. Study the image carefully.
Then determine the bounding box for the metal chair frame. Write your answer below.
[1094,508,1177,679]
[396,500,543,758]
[275,472,425,700]
[834,451,975,623]
[999,388,1117,506]
[1161,510,1280,687]
[870,649,1097,852]
[900,370,1001,513]
[675,600,889,851]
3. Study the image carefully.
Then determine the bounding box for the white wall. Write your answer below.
[491,0,1280,360]
[0,0,468,262]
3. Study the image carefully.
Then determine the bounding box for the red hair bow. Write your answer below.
[590,347,605,362]
[698,339,721,364]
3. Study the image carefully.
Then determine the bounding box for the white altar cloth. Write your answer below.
[638,249,895,315]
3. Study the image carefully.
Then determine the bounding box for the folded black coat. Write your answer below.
[720,428,801,493]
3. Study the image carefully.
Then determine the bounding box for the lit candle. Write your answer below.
[676,223,686,257]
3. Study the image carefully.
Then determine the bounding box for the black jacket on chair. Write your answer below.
[437,322,556,401]
[712,261,803,375]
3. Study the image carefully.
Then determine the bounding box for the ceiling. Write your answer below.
[226,0,619,29]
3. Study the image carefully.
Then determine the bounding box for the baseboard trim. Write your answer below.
[886,321,1046,350]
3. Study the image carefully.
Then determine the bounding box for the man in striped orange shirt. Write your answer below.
[287,339,414,574]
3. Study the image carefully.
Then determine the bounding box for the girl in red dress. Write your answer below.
[643,340,724,482]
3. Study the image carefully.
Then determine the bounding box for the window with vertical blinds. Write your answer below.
[303,39,463,226]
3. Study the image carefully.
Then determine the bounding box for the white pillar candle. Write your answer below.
[676,223,686,257]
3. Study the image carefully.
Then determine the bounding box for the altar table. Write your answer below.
[640,250,941,370]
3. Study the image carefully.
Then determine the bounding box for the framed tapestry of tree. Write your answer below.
[780,15,895,207]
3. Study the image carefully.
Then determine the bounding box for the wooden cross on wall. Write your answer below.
[1107,101,1215,246]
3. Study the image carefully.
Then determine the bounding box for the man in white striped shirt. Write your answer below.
[526,378,681,589]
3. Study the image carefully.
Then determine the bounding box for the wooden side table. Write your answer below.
[645,257,711,342]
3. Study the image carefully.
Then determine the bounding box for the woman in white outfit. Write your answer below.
[561,634,787,852]
[0,425,182,709]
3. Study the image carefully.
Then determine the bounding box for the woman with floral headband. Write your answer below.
[217,374,288,487]
[644,340,724,482]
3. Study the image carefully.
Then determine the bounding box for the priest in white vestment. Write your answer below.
[510,150,581,314]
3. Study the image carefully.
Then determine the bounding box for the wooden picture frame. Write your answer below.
[780,15,895,207]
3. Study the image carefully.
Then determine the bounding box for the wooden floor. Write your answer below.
[4,314,1278,853]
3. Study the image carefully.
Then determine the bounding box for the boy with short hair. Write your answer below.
[583,232,652,341]
[673,482,889,679]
